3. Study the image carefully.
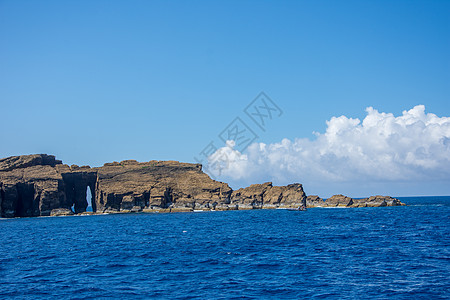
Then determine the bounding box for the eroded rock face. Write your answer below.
[230,182,306,209]
[306,195,325,208]
[94,160,232,212]
[1,164,65,217]
[325,194,354,207]
[0,154,405,218]
[0,155,96,217]
[59,165,97,213]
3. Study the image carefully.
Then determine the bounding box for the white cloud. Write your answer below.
[207,105,450,194]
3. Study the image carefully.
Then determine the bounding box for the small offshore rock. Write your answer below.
[50,208,74,216]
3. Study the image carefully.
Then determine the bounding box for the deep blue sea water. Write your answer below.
[1,196,449,299]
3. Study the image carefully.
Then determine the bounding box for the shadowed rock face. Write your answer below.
[0,155,308,217]
[0,155,97,217]
[59,165,97,213]
[0,154,404,218]
[231,182,306,209]
[306,195,325,208]
[0,163,66,217]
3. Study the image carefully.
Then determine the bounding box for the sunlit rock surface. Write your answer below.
[0,154,405,218]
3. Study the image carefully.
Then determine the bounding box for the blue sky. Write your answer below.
[1,1,449,197]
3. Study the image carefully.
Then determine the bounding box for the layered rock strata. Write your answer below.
[0,154,405,218]
[0,154,308,217]
[94,159,234,213]
[231,182,306,210]
[0,155,96,217]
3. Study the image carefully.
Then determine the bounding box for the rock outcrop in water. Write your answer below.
[0,154,405,218]
[231,182,307,209]
[0,155,97,217]
[0,154,307,217]
[305,194,405,208]
[95,159,233,212]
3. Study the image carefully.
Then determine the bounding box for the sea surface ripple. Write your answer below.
[1,196,449,299]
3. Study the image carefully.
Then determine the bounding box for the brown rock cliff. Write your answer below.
[0,154,405,218]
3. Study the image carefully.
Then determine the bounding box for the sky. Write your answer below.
[0,0,449,197]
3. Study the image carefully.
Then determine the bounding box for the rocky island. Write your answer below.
[0,154,405,218]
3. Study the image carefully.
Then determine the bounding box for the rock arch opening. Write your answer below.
[70,185,94,213]
[86,186,93,212]
[61,172,97,214]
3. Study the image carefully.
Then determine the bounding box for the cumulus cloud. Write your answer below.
[207,105,450,192]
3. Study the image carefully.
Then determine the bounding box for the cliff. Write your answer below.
[94,159,233,212]
[0,155,97,217]
[0,154,405,218]
[0,154,307,217]
[231,182,306,209]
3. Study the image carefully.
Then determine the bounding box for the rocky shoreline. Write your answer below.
[0,154,405,218]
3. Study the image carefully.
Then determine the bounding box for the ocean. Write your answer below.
[1,196,449,299]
